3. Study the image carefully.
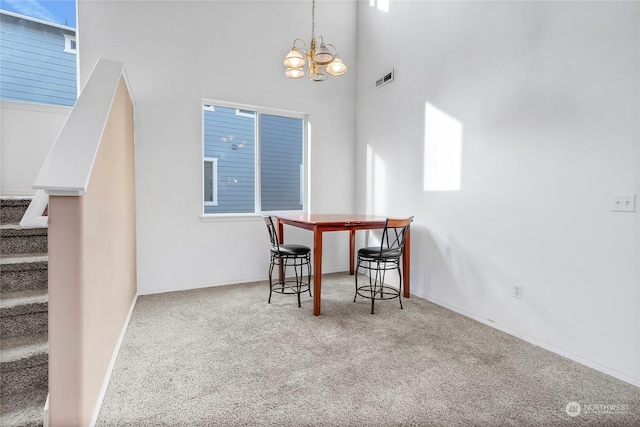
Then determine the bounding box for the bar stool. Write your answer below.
[263,216,311,308]
[354,217,413,314]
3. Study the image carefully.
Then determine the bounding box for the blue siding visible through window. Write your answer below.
[203,106,256,214]
[260,114,303,211]
[202,103,305,214]
[0,13,77,106]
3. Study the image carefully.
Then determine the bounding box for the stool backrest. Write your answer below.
[380,216,414,256]
[263,216,280,252]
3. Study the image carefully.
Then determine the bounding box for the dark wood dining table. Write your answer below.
[274,214,411,316]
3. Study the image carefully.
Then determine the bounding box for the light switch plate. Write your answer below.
[611,194,636,212]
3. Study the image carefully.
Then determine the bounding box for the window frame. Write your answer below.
[201,99,308,218]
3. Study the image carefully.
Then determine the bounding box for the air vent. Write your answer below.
[375,69,394,88]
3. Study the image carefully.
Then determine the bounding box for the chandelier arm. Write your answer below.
[292,38,307,54]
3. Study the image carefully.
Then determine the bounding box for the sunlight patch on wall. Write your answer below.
[307,121,312,212]
[369,0,389,13]
[366,144,373,214]
[366,144,387,214]
[424,103,463,191]
[374,152,386,212]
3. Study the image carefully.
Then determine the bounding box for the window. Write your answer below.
[202,102,306,215]
[64,33,76,53]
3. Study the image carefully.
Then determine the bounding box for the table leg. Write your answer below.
[403,226,411,298]
[277,219,285,284]
[349,229,356,275]
[313,228,323,316]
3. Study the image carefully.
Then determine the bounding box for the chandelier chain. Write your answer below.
[311,0,315,40]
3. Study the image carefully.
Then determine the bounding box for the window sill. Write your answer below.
[199,211,305,223]
[199,214,263,223]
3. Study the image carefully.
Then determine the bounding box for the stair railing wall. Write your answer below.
[33,58,138,427]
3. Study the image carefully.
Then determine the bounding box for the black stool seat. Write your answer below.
[272,244,310,256]
[358,246,402,259]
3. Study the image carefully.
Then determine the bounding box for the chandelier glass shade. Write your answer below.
[283,0,347,81]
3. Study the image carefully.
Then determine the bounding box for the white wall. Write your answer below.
[356,1,639,385]
[0,101,70,196]
[75,0,640,386]
[77,1,358,293]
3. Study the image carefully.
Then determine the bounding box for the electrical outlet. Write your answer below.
[611,194,636,212]
[513,285,523,299]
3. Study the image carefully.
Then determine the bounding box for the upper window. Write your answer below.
[202,102,306,215]
[64,33,76,53]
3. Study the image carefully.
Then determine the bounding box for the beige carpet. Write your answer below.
[96,272,640,426]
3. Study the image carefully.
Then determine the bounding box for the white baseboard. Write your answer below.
[88,293,139,427]
[43,394,49,427]
[137,276,266,296]
[137,267,351,296]
[411,289,640,389]
[0,193,36,199]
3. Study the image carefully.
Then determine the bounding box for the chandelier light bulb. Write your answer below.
[284,47,305,69]
[326,55,347,76]
[312,42,334,65]
[285,67,305,79]
[311,69,327,81]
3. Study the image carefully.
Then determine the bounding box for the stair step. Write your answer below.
[0,254,48,295]
[0,225,47,256]
[0,290,48,314]
[1,333,49,370]
[0,388,47,427]
[0,224,48,256]
[1,334,48,398]
[0,290,48,339]
[0,198,31,224]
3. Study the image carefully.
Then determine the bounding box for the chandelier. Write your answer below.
[283,0,347,81]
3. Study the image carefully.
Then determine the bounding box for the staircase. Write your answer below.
[0,198,48,427]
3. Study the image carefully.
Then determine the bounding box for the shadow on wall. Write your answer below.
[411,224,557,340]
[409,224,456,300]
[410,225,504,306]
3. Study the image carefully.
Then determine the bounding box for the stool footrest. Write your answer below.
[355,284,401,301]
[271,280,311,295]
